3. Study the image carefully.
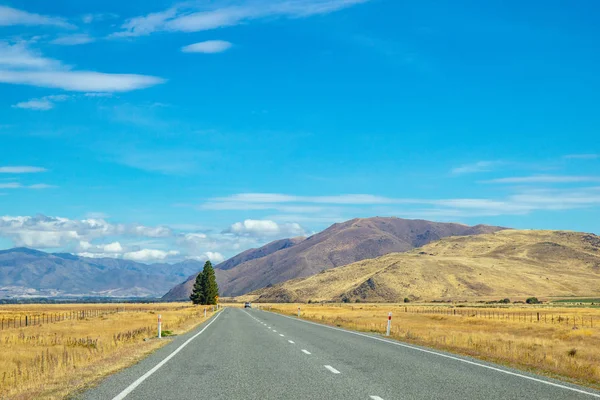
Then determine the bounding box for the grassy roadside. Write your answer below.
[263,303,600,390]
[0,303,220,400]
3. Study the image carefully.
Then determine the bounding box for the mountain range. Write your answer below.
[249,230,600,302]
[163,217,505,300]
[0,248,204,298]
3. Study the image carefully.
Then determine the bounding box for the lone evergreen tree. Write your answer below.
[190,271,204,305]
[200,260,219,305]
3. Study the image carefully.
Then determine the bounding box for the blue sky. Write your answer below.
[0,0,599,263]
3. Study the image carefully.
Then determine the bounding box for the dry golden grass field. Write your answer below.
[0,303,218,400]
[263,303,600,389]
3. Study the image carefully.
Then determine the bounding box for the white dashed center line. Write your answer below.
[288,340,295,344]
[370,396,384,400]
[279,334,285,337]
[324,365,341,374]
[273,330,277,332]
[301,349,311,355]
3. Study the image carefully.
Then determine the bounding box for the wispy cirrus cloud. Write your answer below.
[451,160,503,175]
[182,40,232,53]
[12,94,70,110]
[111,0,369,37]
[50,34,95,46]
[201,187,600,221]
[0,5,74,28]
[483,175,600,184]
[0,166,47,173]
[0,41,165,92]
[0,182,55,189]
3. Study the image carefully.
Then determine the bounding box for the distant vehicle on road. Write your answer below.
[244,302,252,308]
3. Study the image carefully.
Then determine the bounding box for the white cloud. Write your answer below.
[12,94,70,110]
[51,34,95,46]
[111,0,369,37]
[187,251,225,263]
[123,249,180,262]
[81,13,119,24]
[78,240,123,253]
[84,92,113,98]
[0,182,53,189]
[226,219,306,237]
[130,225,172,237]
[0,41,63,70]
[0,166,47,173]
[0,215,176,249]
[28,184,57,189]
[451,161,502,175]
[0,70,165,92]
[182,40,232,53]
[484,175,600,184]
[0,183,23,189]
[0,5,74,28]
[0,41,165,92]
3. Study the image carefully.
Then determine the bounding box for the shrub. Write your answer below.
[501,298,511,304]
[526,297,540,304]
[403,298,410,303]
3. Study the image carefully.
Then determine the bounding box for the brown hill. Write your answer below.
[163,217,505,299]
[249,230,600,303]
[162,237,305,300]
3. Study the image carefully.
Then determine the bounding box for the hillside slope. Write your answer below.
[161,237,305,300]
[250,230,600,302]
[163,217,505,299]
[0,248,204,298]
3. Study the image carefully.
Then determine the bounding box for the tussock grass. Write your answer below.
[0,303,216,399]
[266,303,600,389]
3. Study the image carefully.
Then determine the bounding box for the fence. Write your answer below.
[403,306,595,328]
[0,305,195,330]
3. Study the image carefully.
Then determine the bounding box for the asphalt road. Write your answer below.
[80,307,600,400]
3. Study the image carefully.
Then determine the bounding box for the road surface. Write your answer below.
[80,307,600,400]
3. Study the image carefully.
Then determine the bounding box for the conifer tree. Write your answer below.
[200,260,219,305]
[190,271,204,305]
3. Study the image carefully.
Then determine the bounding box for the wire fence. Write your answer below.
[0,305,196,330]
[403,306,596,328]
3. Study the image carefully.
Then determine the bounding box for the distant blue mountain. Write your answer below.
[0,248,204,299]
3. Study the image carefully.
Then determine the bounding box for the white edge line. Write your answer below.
[111,311,222,400]
[301,349,311,354]
[324,365,341,374]
[269,311,600,398]
[288,340,295,344]
[279,334,285,337]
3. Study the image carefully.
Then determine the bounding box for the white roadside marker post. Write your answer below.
[297,307,301,317]
[204,308,207,318]
[158,314,162,339]
[386,312,392,336]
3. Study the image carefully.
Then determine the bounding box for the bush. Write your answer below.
[526,297,540,304]
[355,299,361,303]
[403,298,410,303]
[341,296,350,303]
[501,298,511,304]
